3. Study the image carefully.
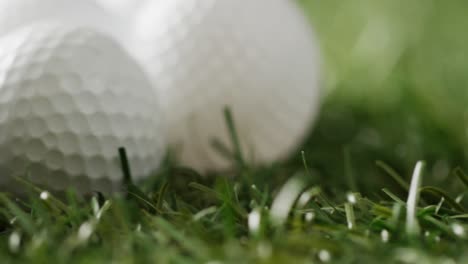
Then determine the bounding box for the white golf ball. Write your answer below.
[131,0,321,171]
[93,0,147,50]
[94,0,147,22]
[0,0,122,42]
[0,23,165,193]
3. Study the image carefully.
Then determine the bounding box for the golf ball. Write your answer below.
[93,0,147,50]
[0,0,122,42]
[94,0,147,22]
[131,0,321,171]
[0,23,165,193]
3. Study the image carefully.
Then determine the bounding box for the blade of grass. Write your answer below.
[376,160,410,191]
[301,151,312,177]
[0,194,35,236]
[119,147,133,186]
[14,176,68,213]
[270,175,307,227]
[223,107,245,169]
[345,203,356,230]
[419,186,465,212]
[453,167,468,189]
[189,182,247,217]
[406,161,426,237]
[382,188,405,205]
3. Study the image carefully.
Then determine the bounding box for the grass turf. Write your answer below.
[2,1,468,263]
[1,100,468,263]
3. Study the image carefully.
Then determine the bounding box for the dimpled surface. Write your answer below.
[132,0,321,171]
[0,0,123,44]
[0,23,165,193]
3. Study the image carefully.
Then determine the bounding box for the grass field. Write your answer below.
[2,1,468,263]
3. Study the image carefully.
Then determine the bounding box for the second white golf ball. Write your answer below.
[131,0,321,171]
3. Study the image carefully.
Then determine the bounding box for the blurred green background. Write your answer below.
[292,0,468,193]
[304,0,468,105]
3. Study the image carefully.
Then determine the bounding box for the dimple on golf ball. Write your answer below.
[131,0,321,171]
[0,23,165,193]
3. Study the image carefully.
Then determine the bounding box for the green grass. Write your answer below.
[1,101,468,263]
[2,1,468,263]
